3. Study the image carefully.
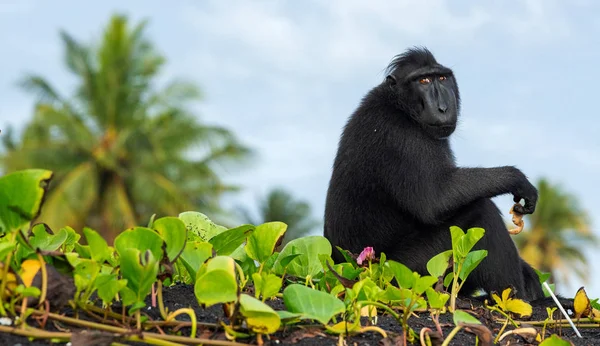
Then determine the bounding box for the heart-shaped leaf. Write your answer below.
[245,222,287,264]
[195,256,238,307]
[119,248,159,311]
[153,217,187,263]
[283,284,345,325]
[83,227,111,264]
[239,294,281,334]
[178,241,213,281]
[114,227,164,263]
[273,236,331,278]
[178,211,227,242]
[209,224,254,256]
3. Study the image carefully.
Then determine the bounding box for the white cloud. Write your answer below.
[180,0,499,81]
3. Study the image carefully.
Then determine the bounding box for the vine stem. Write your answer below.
[358,301,401,322]
[157,280,168,320]
[1,325,183,346]
[0,230,19,316]
[35,252,48,305]
[440,325,461,346]
[494,319,509,344]
[25,309,252,346]
[165,308,197,338]
[499,318,600,328]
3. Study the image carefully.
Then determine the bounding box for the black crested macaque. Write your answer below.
[324,47,544,301]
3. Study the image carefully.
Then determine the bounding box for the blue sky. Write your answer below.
[1,0,599,297]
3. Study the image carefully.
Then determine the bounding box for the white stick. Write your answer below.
[543,281,582,338]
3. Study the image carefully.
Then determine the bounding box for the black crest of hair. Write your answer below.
[324,46,546,302]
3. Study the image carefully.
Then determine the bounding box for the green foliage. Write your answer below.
[539,334,573,346]
[245,221,287,264]
[194,256,238,307]
[82,228,111,264]
[239,294,281,334]
[29,224,69,251]
[440,226,489,312]
[452,309,482,325]
[0,169,52,234]
[426,249,452,279]
[178,241,213,282]
[273,235,332,278]
[153,217,187,263]
[119,248,160,314]
[0,168,575,344]
[283,284,346,325]
[252,272,282,302]
[179,211,227,242]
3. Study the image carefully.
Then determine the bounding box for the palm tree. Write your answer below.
[0,14,252,243]
[239,187,321,246]
[513,178,597,288]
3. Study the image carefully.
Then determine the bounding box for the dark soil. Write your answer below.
[1,283,599,346]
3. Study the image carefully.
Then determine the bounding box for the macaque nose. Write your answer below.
[438,104,448,113]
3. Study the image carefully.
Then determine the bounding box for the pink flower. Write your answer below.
[357,246,375,265]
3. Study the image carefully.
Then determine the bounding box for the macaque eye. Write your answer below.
[419,77,431,84]
[439,76,447,81]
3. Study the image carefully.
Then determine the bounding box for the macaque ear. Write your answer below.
[386,75,397,86]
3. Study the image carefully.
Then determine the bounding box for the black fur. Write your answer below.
[324,47,544,301]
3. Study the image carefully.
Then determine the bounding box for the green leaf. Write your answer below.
[252,272,282,301]
[28,224,69,251]
[277,310,303,323]
[458,250,488,281]
[335,246,358,266]
[386,260,415,289]
[426,250,452,278]
[453,310,481,325]
[239,294,281,334]
[209,224,254,256]
[128,301,147,315]
[450,226,466,253]
[535,269,552,284]
[262,252,280,273]
[153,217,187,263]
[61,226,81,252]
[119,248,159,306]
[74,243,91,259]
[283,284,345,325]
[456,227,485,258]
[272,236,331,278]
[539,334,573,346]
[425,287,450,309]
[178,211,227,242]
[443,272,454,288]
[195,256,238,307]
[0,169,53,234]
[245,222,287,264]
[119,286,137,307]
[73,259,100,293]
[96,273,127,304]
[277,253,302,270]
[413,275,438,295]
[83,227,111,264]
[178,241,213,281]
[0,242,15,261]
[114,227,164,262]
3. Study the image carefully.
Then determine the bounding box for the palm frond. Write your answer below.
[36,161,99,232]
[18,75,64,105]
